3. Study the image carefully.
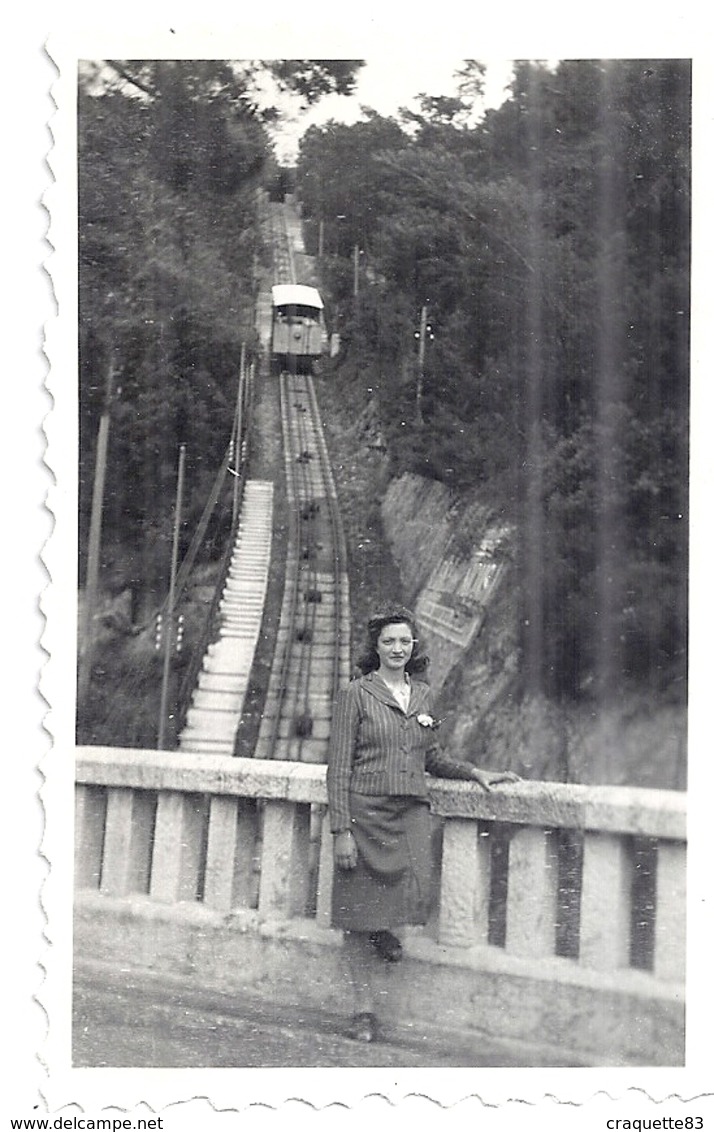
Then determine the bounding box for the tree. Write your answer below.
[77,57,365,741]
[296,112,409,257]
[299,58,690,705]
[78,60,363,611]
[264,59,364,105]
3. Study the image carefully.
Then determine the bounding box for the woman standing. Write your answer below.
[326,604,518,1043]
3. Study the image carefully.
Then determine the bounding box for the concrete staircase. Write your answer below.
[178,480,274,755]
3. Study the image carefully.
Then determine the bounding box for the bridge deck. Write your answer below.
[73,960,585,1069]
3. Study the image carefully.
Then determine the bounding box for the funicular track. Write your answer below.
[176,198,349,771]
[268,201,295,287]
[245,200,351,914]
[254,368,350,762]
[255,201,350,762]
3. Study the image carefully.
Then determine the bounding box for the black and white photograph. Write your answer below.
[11,7,713,1123]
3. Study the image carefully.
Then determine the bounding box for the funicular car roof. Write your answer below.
[271,284,324,310]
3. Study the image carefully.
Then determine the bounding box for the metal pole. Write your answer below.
[336,214,346,256]
[416,304,427,426]
[231,346,246,530]
[78,352,115,703]
[353,244,360,297]
[158,443,186,750]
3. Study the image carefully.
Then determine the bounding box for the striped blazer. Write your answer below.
[326,671,476,833]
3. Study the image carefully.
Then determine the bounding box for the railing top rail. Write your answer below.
[75,746,686,841]
[427,776,686,840]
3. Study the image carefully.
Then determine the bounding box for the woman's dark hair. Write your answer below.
[355,604,430,676]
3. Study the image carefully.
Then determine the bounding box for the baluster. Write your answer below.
[288,802,312,917]
[150,792,185,902]
[654,840,686,982]
[258,800,311,919]
[128,791,158,895]
[203,796,263,913]
[506,826,558,958]
[74,783,106,890]
[150,791,208,903]
[179,793,209,901]
[204,796,239,912]
[315,806,335,930]
[438,818,491,947]
[233,798,260,909]
[580,831,631,970]
[100,788,135,897]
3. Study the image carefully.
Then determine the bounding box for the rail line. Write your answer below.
[254,202,350,763]
[254,370,349,762]
[269,201,295,285]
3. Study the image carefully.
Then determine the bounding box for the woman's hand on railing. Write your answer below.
[334,829,358,870]
[469,767,521,791]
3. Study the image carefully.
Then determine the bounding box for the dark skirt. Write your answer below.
[331,792,434,932]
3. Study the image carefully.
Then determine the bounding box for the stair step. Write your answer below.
[198,672,244,692]
[185,708,241,736]
[177,479,274,753]
[179,737,236,755]
[192,689,245,711]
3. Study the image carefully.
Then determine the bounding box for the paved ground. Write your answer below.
[73,963,584,1069]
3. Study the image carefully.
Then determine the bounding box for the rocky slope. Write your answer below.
[314,374,686,790]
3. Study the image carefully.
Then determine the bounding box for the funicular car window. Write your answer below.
[277,304,319,320]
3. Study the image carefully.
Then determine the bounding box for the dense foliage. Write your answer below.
[79,59,363,618]
[78,57,689,737]
[296,60,690,704]
[77,59,363,741]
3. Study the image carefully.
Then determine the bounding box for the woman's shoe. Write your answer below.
[348,1011,380,1042]
[369,929,403,962]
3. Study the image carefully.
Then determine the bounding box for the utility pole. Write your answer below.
[231,345,246,530]
[158,444,186,750]
[353,243,360,297]
[318,219,324,258]
[78,350,115,704]
[415,304,428,426]
[414,305,435,427]
[335,214,346,256]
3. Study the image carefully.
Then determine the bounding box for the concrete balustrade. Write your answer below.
[74,746,686,1064]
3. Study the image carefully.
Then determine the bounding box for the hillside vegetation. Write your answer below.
[77,59,363,743]
[299,59,689,715]
[77,59,689,777]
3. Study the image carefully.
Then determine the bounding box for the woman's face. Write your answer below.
[376,621,415,674]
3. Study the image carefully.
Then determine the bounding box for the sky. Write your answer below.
[269,58,515,162]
